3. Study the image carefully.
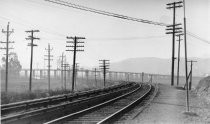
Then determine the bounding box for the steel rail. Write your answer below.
[1,82,137,123]
[44,84,142,124]
[1,83,122,108]
[1,82,131,115]
[97,84,152,124]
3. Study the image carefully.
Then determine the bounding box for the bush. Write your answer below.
[196,76,210,103]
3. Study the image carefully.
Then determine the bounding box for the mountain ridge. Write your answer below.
[110,57,210,76]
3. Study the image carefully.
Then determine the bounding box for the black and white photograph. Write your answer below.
[0,0,210,123]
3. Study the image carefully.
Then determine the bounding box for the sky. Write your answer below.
[0,0,209,69]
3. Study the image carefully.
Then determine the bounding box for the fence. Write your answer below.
[1,69,198,93]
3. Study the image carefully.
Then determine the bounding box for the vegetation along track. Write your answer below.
[44,83,152,124]
[1,82,138,124]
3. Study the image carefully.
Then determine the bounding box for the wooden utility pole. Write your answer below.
[182,0,190,112]
[93,68,98,87]
[0,22,14,92]
[99,60,110,87]
[141,72,144,83]
[149,74,153,83]
[61,57,68,91]
[166,1,183,86]
[187,60,197,90]
[127,73,130,82]
[66,36,85,92]
[60,53,65,89]
[25,30,40,92]
[74,63,79,90]
[80,68,84,80]
[166,23,182,86]
[176,34,184,86]
[45,44,53,92]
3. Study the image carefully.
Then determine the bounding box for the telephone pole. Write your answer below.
[66,36,85,92]
[127,73,130,82]
[26,30,40,92]
[166,1,183,86]
[73,63,79,90]
[45,44,53,92]
[0,22,14,92]
[176,33,184,86]
[93,68,98,86]
[183,0,190,112]
[149,74,153,83]
[60,52,65,89]
[187,60,197,90]
[61,57,68,91]
[166,23,182,86]
[142,72,144,83]
[99,60,110,87]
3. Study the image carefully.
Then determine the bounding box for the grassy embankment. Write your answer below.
[1,77,115,104]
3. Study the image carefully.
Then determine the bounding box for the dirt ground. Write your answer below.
[130,83,210,124]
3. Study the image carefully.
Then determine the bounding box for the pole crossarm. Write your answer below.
[166,31,182,34]
[166,23,182,27]
[167,5,183,9]
[176,33,184,37]
[166,27,182,30]
[166,1,183,5]
[66,36,85,92]
[0,47,14,50]
[187,60,197,63]
[25,30,39,33]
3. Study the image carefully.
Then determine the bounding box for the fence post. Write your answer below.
[54,70,57,79]
[33,70,35,78]
[85,70,89,83]
[25,70,28,78]
[40,70,43,79]
[142,72,144,83]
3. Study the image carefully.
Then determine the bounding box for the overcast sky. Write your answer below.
[0,0,209,69]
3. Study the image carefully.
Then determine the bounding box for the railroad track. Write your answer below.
[44,83,152,124]
[1,82,138,124]
[1,83,128,115]
[114,83,157,123]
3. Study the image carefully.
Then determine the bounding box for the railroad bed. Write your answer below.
[44,83,152,124]
[1,82,139,124]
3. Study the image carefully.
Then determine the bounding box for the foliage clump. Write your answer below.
[196,76,210,103]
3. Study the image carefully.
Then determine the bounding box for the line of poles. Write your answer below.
[166,0,197,112]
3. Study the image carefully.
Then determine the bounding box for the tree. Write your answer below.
[1,52,22,75]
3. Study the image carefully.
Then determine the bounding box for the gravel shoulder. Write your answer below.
[130,83,210,124]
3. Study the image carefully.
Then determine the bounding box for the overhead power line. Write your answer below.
[44,0,168,26]
[0,16,66,38]
[187,31,210,44]
[88,35,168,41]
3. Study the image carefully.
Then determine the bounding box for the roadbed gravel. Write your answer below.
[130,83,210,124]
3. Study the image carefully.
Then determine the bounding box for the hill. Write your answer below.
[110,57,210,76]
[196,76,210,103]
